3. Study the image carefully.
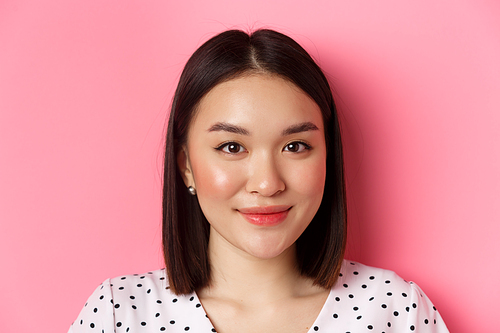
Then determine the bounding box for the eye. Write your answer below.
[283,141,311,153]
[215,142,247,154]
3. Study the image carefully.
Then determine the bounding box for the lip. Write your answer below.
[237,205,291,226]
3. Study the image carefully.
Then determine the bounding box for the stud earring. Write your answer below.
[188,186,196,196]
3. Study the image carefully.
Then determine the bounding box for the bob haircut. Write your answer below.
[162,28,347,295]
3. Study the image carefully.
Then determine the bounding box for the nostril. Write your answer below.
[246,178,285,197]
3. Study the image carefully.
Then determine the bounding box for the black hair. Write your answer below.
[162,29,347,294]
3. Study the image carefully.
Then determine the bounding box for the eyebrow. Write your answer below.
[207,121,319,136]
[207,122,250,135]
[281,122,319,136]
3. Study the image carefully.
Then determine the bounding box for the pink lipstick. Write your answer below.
[237,205,291,226]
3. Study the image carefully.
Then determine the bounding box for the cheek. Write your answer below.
[191,158,243,200]
[289,157,327,198]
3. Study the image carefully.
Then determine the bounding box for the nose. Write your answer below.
[245,153,285,196]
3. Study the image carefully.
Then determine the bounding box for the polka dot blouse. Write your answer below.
[68,260,449,332]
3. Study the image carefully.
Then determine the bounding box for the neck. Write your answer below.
[198,227,311,304]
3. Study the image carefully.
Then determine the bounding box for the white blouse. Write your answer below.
[68,260,449,332]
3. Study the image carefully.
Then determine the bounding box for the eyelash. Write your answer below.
[284,141,312,153]
[214,141,312,154]
[215,142,247,154]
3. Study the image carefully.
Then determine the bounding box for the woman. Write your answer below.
[69,29,449,332]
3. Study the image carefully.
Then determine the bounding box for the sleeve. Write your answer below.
[67,279,116,333]
[405,281,450,333]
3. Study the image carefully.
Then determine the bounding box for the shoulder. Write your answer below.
[317,260,450,332]
[108,268,170,295]
[334,260,417,313]
[107,269,201,315]
[337,259,410,289]
[69,269,208,333]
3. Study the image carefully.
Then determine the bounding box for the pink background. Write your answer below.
[1,1,499,332]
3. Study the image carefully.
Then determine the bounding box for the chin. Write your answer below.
[242,240,294,261]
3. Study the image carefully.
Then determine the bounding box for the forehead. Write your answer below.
[190,74,323,133]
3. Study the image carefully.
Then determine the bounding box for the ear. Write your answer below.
[177,146,195,188]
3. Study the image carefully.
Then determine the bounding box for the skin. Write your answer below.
[177,74,329,333]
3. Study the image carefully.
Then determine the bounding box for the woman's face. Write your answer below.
[178,74,327,260]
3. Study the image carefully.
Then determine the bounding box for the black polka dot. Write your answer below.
[72,264,442,332]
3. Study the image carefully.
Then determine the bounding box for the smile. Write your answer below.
[237,205,292,226]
